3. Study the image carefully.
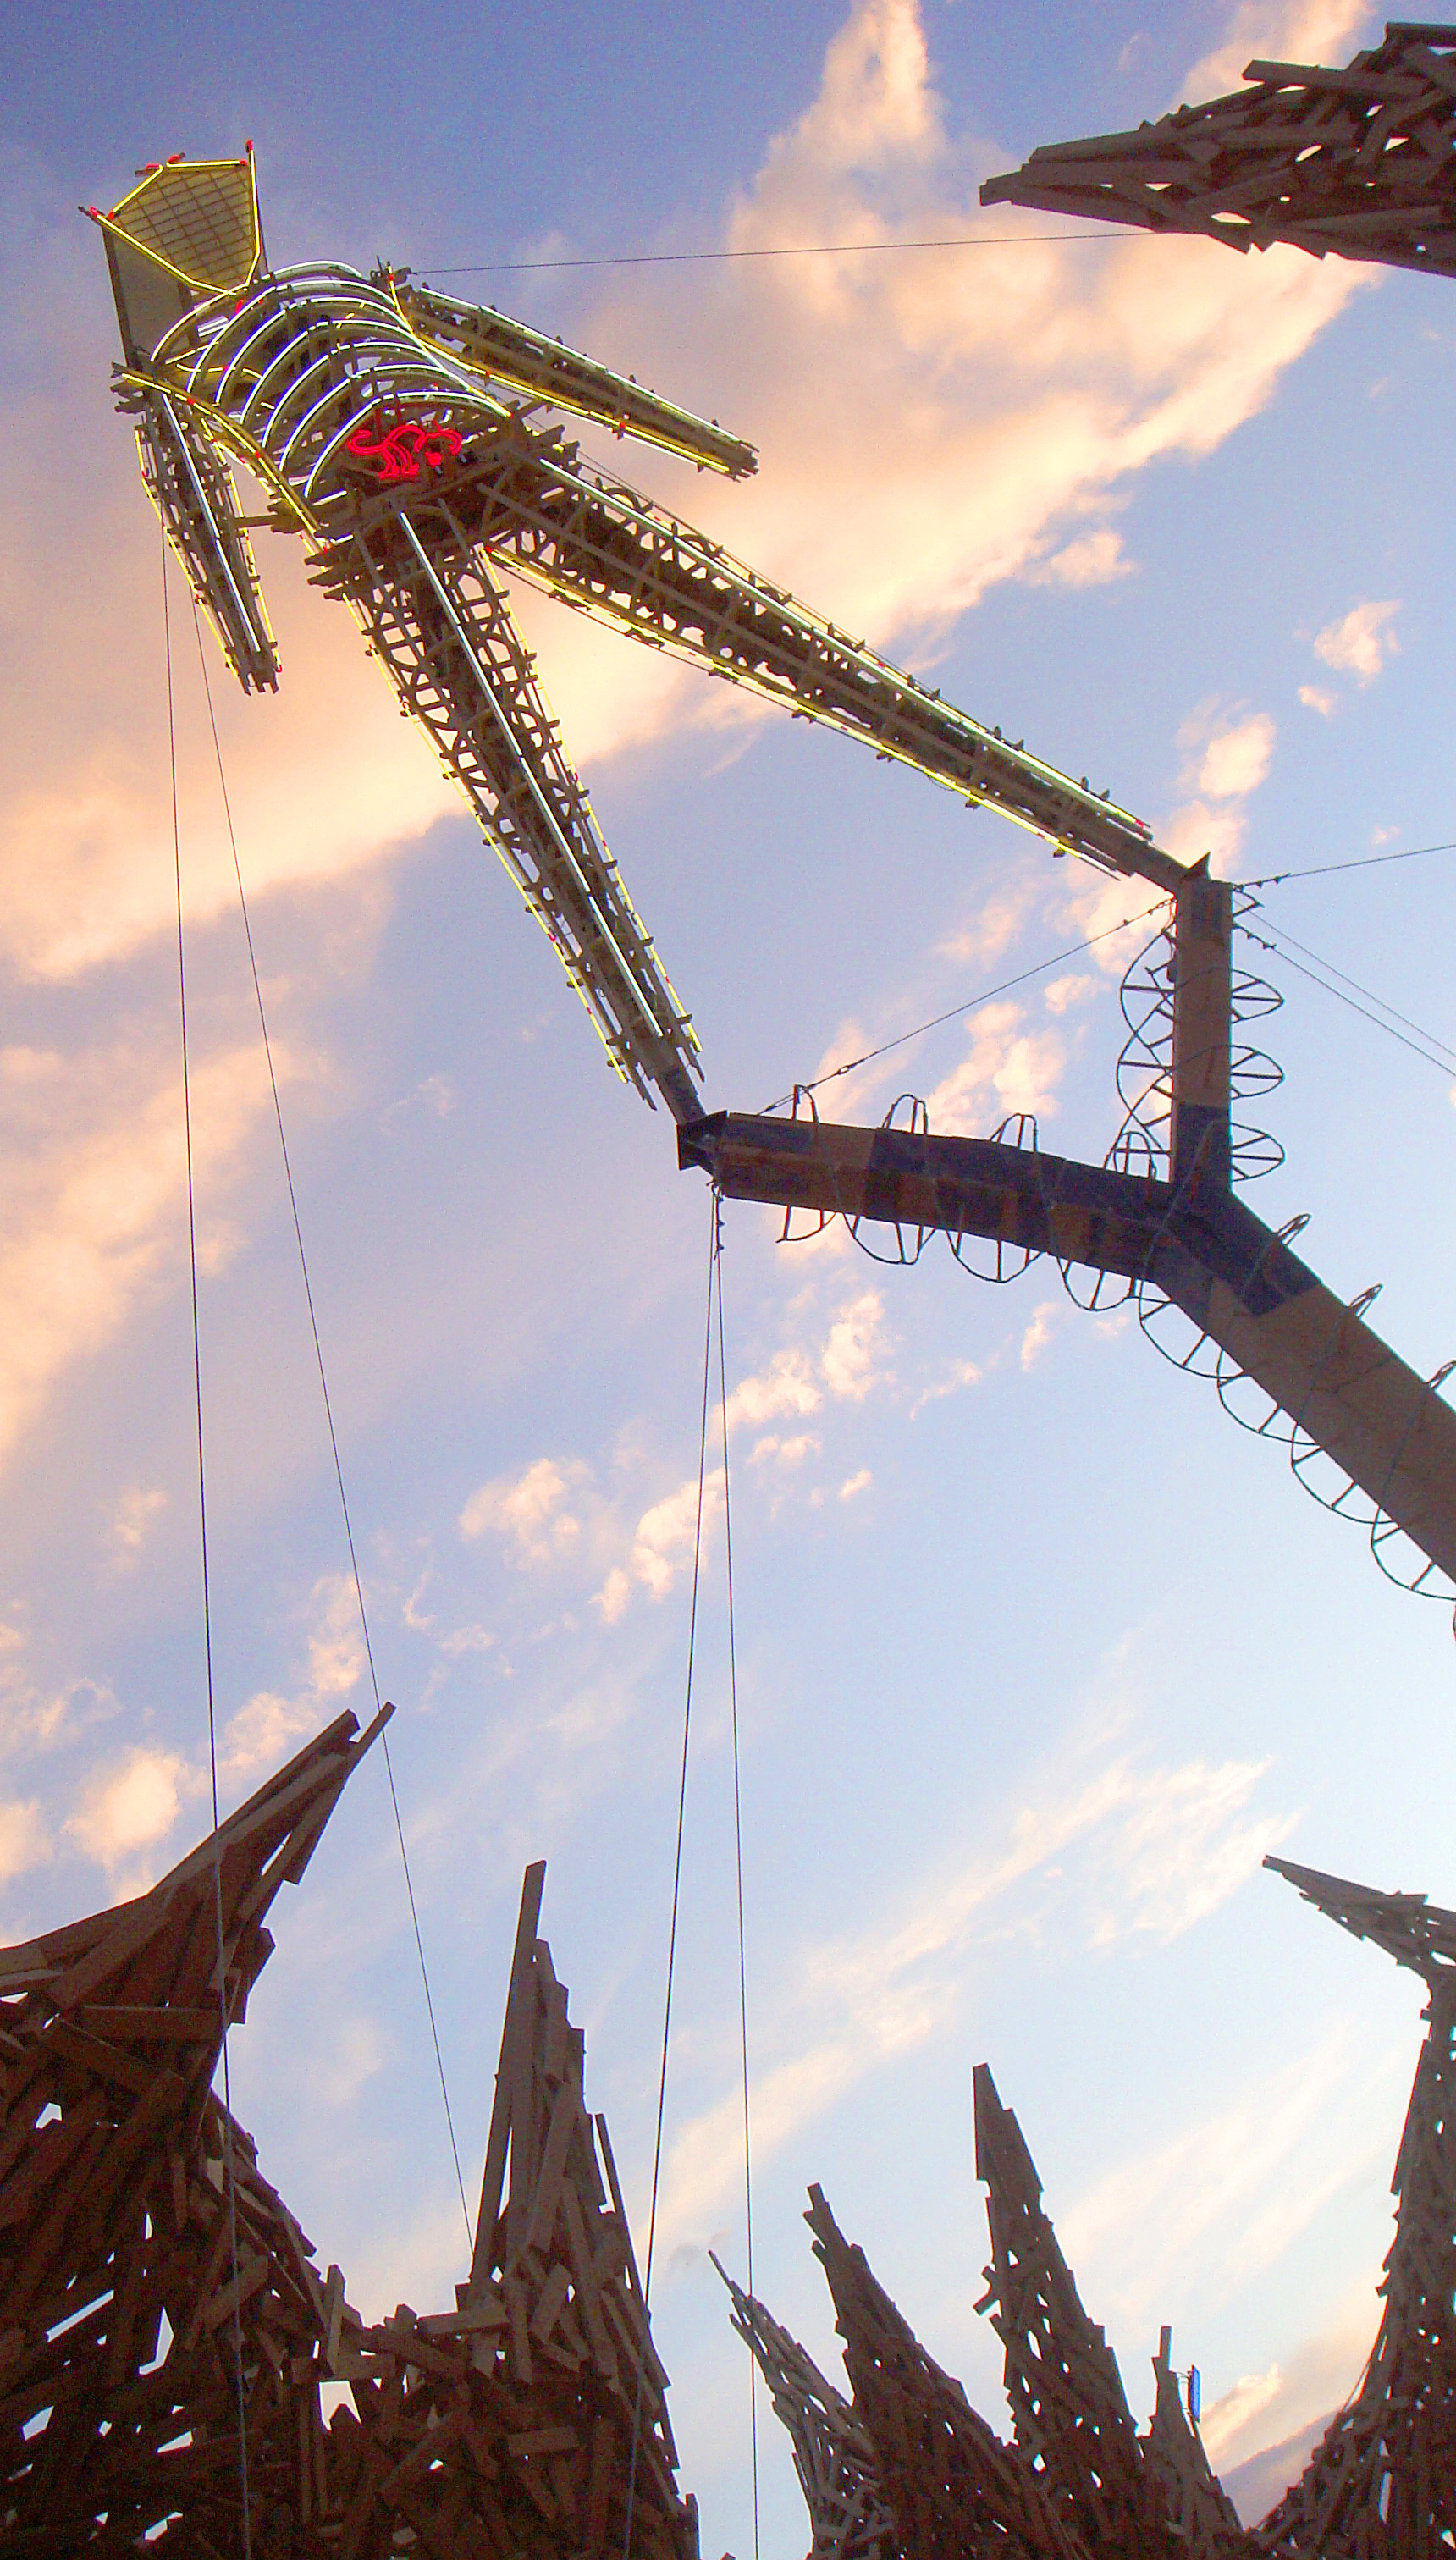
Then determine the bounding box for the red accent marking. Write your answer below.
[345,411,465,483]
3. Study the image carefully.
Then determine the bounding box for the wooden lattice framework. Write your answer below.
[981,23,1456,281]
[90,153,1186,1124]
[712,2248,894,2560]
[0,1719,694,2557]
[1250,1857,1456,2557]
[738,1857,1456,2560]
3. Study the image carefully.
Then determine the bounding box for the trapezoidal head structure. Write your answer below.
[89,152,1187,1124]
[981,23,1456,281]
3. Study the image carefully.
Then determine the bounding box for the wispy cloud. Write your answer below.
[654,1708,1293,2249]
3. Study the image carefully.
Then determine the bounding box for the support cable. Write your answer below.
[1241,918,1456,1079]
[1252,914,1456,1070]
[187,607,471,2248]
[1246,835,1456,887]
[162,538,253,2557]
[714,1197,758,2560]
[760,896,1172,1113]
[623,1202,718,2560]
[422,230,1142,278]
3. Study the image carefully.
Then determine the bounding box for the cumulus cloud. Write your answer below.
[1044,972,1095,1015]
[507,0,1367,791]
[1181,1,1371,102]
[1313,599,1400,685]
[107,1485,168,1570]
[460,1458,590,1566]
[1029,528,1135,588]
[66,1746,190,1877]
[926,1001,1067,1133]
[0,1800,51,1886]
[1298,682,1337,716]
[821,1289,891,1399]
[0,1035,297,1473]
[1020,1301,1062,1370]
[221,1575,369,1779]
[722,1348,823,1431]
[631,1468,726,1600]
[1183,709,1277,801]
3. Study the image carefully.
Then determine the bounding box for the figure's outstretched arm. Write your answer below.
[388,272,758,481]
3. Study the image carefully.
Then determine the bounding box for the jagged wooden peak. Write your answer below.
[0,1707,388,2546]
[713,2248,894,2560]
[979,20,1456,282]
[1144,2326,1244,2560]
[973,2063,1165,2551]
[0,1702,390,2084]
[1266,1850,1456,1979]
[805,2180,1085,2560]
[1251,1854,1456,2552]
[462,1861,690,2556]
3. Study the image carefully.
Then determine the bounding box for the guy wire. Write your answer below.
[163,539,253,2557]
[714,1197,758,2560]
[623,1199,718,2560]
[188,605,471,2248]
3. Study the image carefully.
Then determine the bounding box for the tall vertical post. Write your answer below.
[1168,859,1233,1192]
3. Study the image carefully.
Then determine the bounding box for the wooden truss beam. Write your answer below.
[679,1101,1456,1590]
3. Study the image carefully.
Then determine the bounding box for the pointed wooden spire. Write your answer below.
[0,1704,389,2548]
[973,2064,1168,2554]
[804,2181,1084,2560]
[428,1857,699,2560]
[1144,2326,1244,2559]
[1255,1857,1456,2550]
[712,2248,895,2560]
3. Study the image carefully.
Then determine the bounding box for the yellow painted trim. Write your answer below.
[98,152,262,297]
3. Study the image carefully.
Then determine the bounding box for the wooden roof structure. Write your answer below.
[980,22,1456,281]
[0,1720,695,2557]
[1251,1857,1456,2554]
[733,1857,1456,2560]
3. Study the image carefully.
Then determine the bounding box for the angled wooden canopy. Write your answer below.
[981,22,1456,281]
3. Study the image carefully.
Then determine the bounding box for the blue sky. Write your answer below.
[3,0,1456,2539]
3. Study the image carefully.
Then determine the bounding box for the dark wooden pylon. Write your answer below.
[711,2248,895,2560]
[804,2182,1084,2560]
[0,1702,390,2550]
[980,23,1456,282]
[1250,1857,1456,2557]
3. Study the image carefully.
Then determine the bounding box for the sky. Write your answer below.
[3,0,1456,2539]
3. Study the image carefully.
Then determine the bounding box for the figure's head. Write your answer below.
[88,147,264,358]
